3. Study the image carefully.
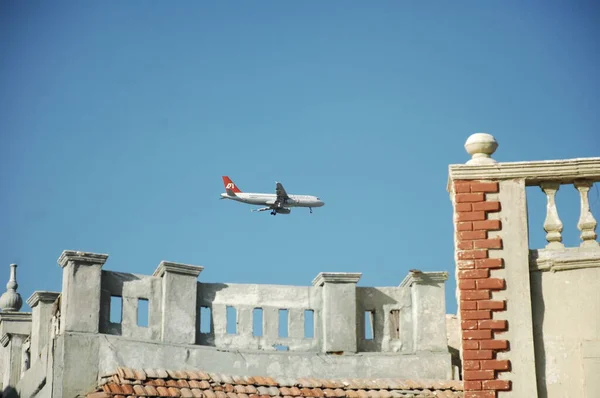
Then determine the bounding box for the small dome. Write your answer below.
[0,264,22,312]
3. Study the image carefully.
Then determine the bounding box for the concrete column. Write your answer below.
[400,271,448,352]
[312,272,362,354]
[153,261,203,344]
[494,179,538,397]
[26,291,60,362]
[58,251,108,334]
[1,333,27,390]
[0,312,31,390]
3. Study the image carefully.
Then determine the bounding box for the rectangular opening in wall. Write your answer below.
[200,306,211,334]
[273,344,289,351]
[110,296,122,324]
[304,309,314,338]
[364,310,374,340]
[390,310,400,339]
[278,309,289,338]
[226,306,237,334]
[253,308,263,337]
[137,298,149,327]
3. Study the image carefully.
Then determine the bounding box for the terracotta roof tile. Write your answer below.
[190,390,203,398]
[86,368,463,398]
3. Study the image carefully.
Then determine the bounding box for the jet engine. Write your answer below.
[276,208,291,214]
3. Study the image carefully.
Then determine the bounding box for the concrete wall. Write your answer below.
[94,267,449,355]
[530,252,600,398]
[196,282,322,351]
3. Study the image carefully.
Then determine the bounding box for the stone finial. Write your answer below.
[464,133,498,165]
[0,264,23,312]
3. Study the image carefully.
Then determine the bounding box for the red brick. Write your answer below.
[463,341,479,350]
[482,380,511,390]
[463,381,482,390]
[463,370,494,381]
[456,193,485,203]
[458,260,476,270]
[459,279,476,290]
[459,269,490,279]
[464,361,480,372]
[457,222,473,231]
[463,330,493,340]
[461,300,477,310]
[457,211,487,222]
[458,230,487,240]
[462,350,494,361]
[458,250,488,260]
[461,310,492,320]
[475,258,503,269]
[474,238,503,249]
[473,220,501,231]
[456,202,473,212]
[465,392,495,398]
[473,201,501,212]
[458,241,474,250]
[454,182,472,193]
[461,290,491,300]
[481,359,511,371]
[480,339,509,350]
[478,300,506,311]
[470,182,499,193]
[476,278,505,290]
[462,320,478,330]
[479,320,508,330]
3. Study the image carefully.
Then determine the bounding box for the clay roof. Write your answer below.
[86,367,463,398]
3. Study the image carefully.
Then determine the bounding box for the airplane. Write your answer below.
[220,176,325,216]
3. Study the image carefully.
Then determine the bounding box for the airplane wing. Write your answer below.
[275,182,290,201]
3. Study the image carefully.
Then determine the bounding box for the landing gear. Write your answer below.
[309,207,313,214]
[271,210,276,216]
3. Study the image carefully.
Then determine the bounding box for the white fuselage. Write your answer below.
[220,192,325,208]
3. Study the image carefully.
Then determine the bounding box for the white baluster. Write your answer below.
[574,181,599,247]
[540,182,564,249]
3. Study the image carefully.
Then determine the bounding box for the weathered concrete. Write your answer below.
[530,259,600,398]
[16,351,48,398]
[1,333,26,391]
[58,251,107,333]
[313,272,362,353]
[52,332,100,398]
[90,332,451,380]
[356,287,411,353]
[153,261,203,345]
[197,282,323,352]
[10,250,455,397]
[0,312,31,390]
[400,272,449,353]
[100,272,162,341]
[26,291,59,363]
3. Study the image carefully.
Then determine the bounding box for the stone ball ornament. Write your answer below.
[464,132,498,165]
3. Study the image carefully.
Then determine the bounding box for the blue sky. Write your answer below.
[1,1,598,316]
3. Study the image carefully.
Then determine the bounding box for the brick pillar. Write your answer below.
[452,180,510,397]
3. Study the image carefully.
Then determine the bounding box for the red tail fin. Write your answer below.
[222,176,242,193]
